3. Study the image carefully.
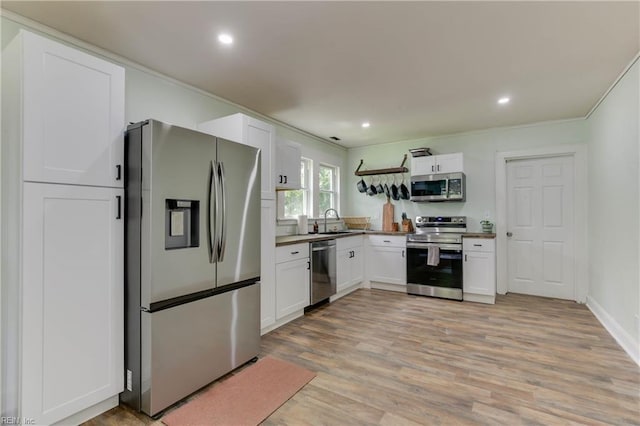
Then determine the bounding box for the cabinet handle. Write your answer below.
[473,244,482,247]
[465,254,468,262]
[291,251,299,255]
[437,164,440,172]
[279,175,283,184]
[116,195,122,220]
[383,240,391,243]
[307,261,310,270]
[116,164,122,181]
[402,249,405,258]
[284,175,288,184]
[431,165,434,172]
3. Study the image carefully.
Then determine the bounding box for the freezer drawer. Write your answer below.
[139,282,260,416]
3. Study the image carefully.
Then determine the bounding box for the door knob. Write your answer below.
[506,232,513,237]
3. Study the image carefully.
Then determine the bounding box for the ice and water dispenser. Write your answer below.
[165,199,199,249]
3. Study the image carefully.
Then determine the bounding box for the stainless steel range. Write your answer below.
[406,216,466,300]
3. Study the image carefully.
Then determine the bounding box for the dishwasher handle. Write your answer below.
[312,246,334,252]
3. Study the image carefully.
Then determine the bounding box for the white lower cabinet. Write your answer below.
[21,182,124,424]
[336,236,364,295]
[463,238,496,304]
[260,200,277,331]
[366,235,407,290]
[275,243,310,320]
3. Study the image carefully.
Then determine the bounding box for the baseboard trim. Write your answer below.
[52,395,118,425]
[260,310,304,336]
[463,293,495,304]
[330,282,362,302]
[370,282,407,293]
[586,296,639,366]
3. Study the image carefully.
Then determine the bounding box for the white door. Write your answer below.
[21,30,125,187]
[21,182,123,424]
[506,155,575,299]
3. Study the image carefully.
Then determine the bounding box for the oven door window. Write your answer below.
[406,247,463,289]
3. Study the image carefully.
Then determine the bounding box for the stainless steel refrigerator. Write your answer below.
[122,120,261,416]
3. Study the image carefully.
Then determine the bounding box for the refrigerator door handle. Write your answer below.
[207,160,218,263]
[217,161,227,262]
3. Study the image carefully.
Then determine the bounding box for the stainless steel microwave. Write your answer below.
[410,172,466,202]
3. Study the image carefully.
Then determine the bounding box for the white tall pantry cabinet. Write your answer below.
[2,30,125,424]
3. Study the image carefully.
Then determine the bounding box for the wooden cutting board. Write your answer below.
[382,197,394,232]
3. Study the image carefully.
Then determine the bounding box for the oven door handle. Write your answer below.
[406,242,462,251]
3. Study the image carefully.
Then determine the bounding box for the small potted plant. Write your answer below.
[480,220,494,233]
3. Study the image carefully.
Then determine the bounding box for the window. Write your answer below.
[279,158,311,218]
[318,164,338,215]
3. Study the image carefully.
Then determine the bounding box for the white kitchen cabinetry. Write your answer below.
[21,183,124,424]
[199,113,276,200]
[260,200,277,331]
[17,30,125,187]
[275,139,302,190]
[411,153,464,175]
[275,243,310,320]
[335,235,364,297]
[2,30,125,424]
[463,238,496,304]
[366,235,407,291]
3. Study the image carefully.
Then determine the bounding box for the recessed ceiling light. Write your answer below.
[498,97,510,105]
[218,33,233,45]
[362,122,370,128]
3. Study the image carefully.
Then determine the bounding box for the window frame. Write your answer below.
[317,162,339,217]
[277,157,312,219]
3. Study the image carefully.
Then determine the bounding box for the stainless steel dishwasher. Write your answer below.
[310,239,336,304]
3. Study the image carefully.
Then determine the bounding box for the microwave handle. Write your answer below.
[444,177,449,199]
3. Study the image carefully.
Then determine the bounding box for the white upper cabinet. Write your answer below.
[199,113,276,200]
[276,139,301,190]
[411,153,464,175]
[11,30,125,187]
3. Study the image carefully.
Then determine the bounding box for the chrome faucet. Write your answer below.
[323,208,340,233]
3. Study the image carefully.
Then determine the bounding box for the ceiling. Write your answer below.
[3,1,638,148]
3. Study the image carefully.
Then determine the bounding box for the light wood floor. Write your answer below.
[86,289,640,425]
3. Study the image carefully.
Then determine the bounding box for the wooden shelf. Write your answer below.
[354,154,408,176]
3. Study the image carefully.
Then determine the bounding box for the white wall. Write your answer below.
[586,58,639,363]
[346,119,587,231]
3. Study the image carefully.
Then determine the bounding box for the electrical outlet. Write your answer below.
[126,369,133,391]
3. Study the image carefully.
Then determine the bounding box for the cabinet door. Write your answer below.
[350,246,365,286]
[276,140,301,190]
[463,251,495,296]
[366,246,406,285]
[275,258,310,319]
[336,248,352,292]
[260,200,276,330]
[435,153,464,173]
[22,182,123,424]
[247,119,276,199]
[410,156,435,175]
[21,31,125,187]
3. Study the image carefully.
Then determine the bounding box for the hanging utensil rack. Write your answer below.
[354,154,408,176]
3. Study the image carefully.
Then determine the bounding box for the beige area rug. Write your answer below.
[162,356,315,426]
